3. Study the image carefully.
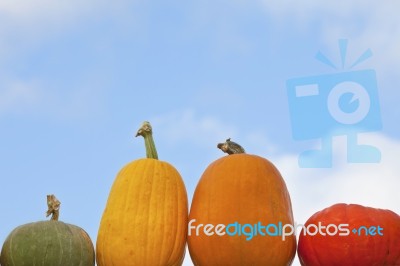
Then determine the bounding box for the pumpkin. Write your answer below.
[96,121,188,266]
[0,195,95,266]
[188,138,296,266]
[298,203,400,266]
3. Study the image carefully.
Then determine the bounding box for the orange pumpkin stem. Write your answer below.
[217,138,245,155]
[46,194,61,221]
[135,121,159,160]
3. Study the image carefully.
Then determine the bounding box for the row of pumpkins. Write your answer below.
[1,121,400,266]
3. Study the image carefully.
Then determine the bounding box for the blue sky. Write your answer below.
[1,1,399,265]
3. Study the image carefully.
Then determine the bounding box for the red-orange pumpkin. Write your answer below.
[298,203,400,266]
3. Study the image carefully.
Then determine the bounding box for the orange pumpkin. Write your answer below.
[188,139,296,266]
[96,122,188,266]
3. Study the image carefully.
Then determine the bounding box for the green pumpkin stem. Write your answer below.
[136,121,159,160]
[217,138,246,155]
[46,194,61,221]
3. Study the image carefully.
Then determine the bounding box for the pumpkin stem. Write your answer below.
[135,121,159,160]
[217,138,246,155]
[46,194,61,221]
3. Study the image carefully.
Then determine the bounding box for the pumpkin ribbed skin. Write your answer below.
[96,158,188,266]
[188,154,296,266]
[0,221,95,266]
[298,203,400,266]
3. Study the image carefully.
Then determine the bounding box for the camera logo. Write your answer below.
[287,39,382,168]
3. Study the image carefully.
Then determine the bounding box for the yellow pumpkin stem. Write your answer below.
[135,121,159,160]
[217,138,246,155]
[46,194,61,221]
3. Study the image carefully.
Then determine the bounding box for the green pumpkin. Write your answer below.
[0,195,95,266]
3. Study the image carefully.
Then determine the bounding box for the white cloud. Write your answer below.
[0,0,136,59]
[0,1,92,39]
[0,0,138,32]
[0,80,42,114]
[0,1,78,20]
[275,132,400,224]
[260,0,400,75]
[0,0,110,24]
[151,109,238,147]
[0,77,105,121]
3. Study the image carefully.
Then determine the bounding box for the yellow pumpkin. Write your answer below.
[96,121,188,266]
[188,139,296,266]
